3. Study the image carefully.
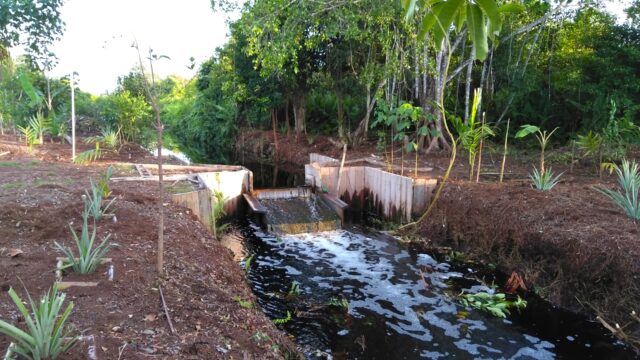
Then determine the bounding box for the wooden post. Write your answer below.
[336,144,347,194]
[499,118,510,183]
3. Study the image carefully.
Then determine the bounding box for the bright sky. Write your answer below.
[45,0,236,95]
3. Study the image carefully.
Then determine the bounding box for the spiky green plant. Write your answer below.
[0,285,78,359]
[530,166,563,191]
[595,159,640,220]
[83,179,115,221]
[54,203,111,274]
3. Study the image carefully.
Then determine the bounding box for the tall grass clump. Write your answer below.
[0,285,78,359]
[55,203,112,274]
[595,159,640,220]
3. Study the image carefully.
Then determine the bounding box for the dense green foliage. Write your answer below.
[1,1,639,165]
[160,0,640,163]
[0,0,65,61]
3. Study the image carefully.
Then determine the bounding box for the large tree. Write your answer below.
[0,0,65,60]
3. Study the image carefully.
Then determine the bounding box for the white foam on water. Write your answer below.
[254,229,556,358]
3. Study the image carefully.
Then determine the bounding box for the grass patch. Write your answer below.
[1,178,75,191]
[166,181,194,194]
[111,164,137,176]
[0,160,40,168]
[1,182,22,191]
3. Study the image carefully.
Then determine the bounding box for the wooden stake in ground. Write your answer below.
[159,285,176,335]
[336,143,347,194]
[499,118,510,183]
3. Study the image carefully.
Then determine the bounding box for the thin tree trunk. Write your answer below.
[454,37,466,114]
[336,88,345,141]
[351,80,386,146]
[285,99,291,138]
[292,92,306,140]
[272,108,278,158]
[464,48,475,124]
[46,74,52,112]
[135,43,165,278]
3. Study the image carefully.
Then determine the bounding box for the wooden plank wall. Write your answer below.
[364,168,414,222]
[306,163,431,222]
[171,189,212,231]
[412,178,438,217]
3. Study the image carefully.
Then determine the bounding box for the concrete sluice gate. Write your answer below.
[253,188,342,234]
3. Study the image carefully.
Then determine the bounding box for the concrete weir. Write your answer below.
[159,153,435,233]
[166,165,344,234]
[245,188,343,234]
[304,154,437,223]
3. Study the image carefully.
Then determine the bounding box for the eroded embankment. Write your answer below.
[417,179,640,334]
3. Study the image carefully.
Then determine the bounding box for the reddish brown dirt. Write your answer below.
[241,128,640,344]
[0,135,298,359]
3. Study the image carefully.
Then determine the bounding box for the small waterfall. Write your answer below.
[260,194,341,234]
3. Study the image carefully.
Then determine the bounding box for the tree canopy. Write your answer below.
[0,0,65,62]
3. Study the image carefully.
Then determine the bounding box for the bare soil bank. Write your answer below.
[0,135,297,359]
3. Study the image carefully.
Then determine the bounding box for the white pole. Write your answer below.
[71,72,76,161]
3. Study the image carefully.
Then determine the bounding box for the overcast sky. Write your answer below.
[44,0,237,95]
[14,0,631,95]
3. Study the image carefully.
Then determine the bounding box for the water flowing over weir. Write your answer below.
[239,224,635,359]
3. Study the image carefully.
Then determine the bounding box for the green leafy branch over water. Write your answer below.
[460,292,527,319]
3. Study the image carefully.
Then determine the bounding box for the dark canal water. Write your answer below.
[239,224,635,359]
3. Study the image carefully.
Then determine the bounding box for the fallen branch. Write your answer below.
[0,151,9,157]
[159,285,177,335]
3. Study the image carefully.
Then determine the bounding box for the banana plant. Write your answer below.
[515,124,558,177]
[452,88,494,180]
[403,0,524,60]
